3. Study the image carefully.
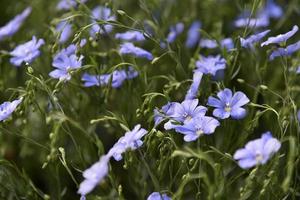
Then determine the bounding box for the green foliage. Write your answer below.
[0,0,299,199]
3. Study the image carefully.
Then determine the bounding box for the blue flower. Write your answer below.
[10,36,44,66]
[119,42,153,60]
[207,88,250,119]
[261,25,298,46]
[164,99,207,130]
[57,0,87,10]
[199,39,218,48]
[221,38,234,50]
[154,102,176,125]
[170,99,207,123]
[166,22,184,43]
[147,192,171,200]
[240,30,270,48]
[81,73,107,87]
[234,15,269,28]
[195,55,226,76]
[0,98,23,121]
[49,45,83,81]
[262,0,283,19]
[0,7,31,41]
[269,41,300,60]
[174,116,220,142]
[233,132,281,169]
[185,21,201,48]
[82,67,138,88]
[185,72,203,100]
[200,38,234,50]
[78,125,146,197]
[115,31,146,42]
[107,124,147,161]
[77,155,110,197]
[56,21,73,44]
[90,6,116,37]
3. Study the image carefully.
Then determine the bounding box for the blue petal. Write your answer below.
[212,108,230,119]
[230,107,247,119]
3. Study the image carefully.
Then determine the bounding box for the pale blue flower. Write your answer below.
[0,98,23,121]
[154,102,176,125]
[240,30,270,48]
[119,42,153,60]
[185,72,203,100]
[164,99,207,130]
[233,132,281,169]
[78,155,110,197]
[56,21,72,44]
[185,21,201,48]
[0,7,31,41]
[174,116,220,142]
[221,38,234,50]
[108,124,147,161]
[147,192,171,200]
[170,99,207,123]
[166,22,184,43]
[115,31,145,42]
[262,0,283,19]
[82,67,138,88]
[10,36,45,66]
[90,6,116,37]
[234,15,269,28]
[195,55,226,76]
[57,0,87,10]
[269,41,300,60]
[49,45,83,81]
[207,88,250,119]
[199,39,218,49]
[81,73,107,87]
[261,25,298,46]
[200,38,234,50]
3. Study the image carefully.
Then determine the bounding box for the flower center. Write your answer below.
[225,102,231,112]
[195,125,204,136]
[196,129,204,136]
[255,152,263,163]
[185,115,192,121]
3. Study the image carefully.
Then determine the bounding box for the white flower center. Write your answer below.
[225,102,231,112]
[255,151,263,163]
[195,125,204,136]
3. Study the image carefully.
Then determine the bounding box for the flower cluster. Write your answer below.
[155,99,220,142]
